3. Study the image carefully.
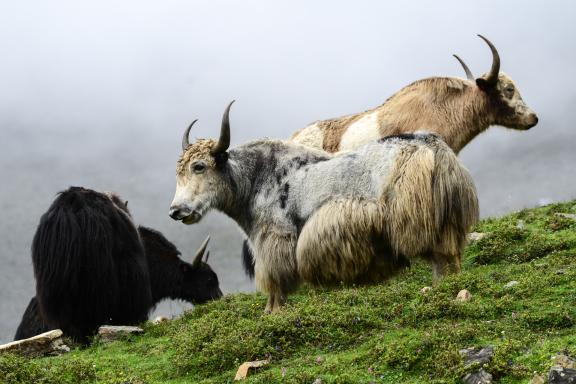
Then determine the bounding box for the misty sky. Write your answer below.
[0,0,574,342]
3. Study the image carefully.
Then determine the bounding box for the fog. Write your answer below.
[0,0,574,343]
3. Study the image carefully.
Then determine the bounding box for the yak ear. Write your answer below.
[476,77,493,92]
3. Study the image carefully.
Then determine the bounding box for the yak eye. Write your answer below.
[505,85,515,95]
[192,162,206,174]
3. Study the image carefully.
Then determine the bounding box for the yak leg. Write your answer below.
[253,229,298,314]
[431,227,465,281]
[431,251,461,282]
[264,287,287,314]
[263,281,287,314]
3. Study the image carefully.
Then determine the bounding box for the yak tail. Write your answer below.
[382,135,479,258]
[431,143,479,256]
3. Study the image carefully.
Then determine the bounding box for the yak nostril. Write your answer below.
[169,208,186,220]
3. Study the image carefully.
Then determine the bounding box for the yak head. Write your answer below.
[169,101,235,224]
[454,35,538,130]
[178,236,223,303]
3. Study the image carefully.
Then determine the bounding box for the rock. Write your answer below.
[152,316,169,325]
[461,368,493,384]
[516,220,525,229]
[420,286,432,294]
[503,281,520,289]
[456,289,472,302]
[0,329,70,357]
[555,213,576,221]
[98,325,144,342]
[459,346,493,367]
[553,351,576,369]
[548,366,576,383]
[312,379,322,384]
[467,232,487,243]
[529,373,546,384]
[234,360,269,380]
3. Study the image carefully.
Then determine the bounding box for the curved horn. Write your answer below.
[192,236,210,266]
[453,54,474,81]
[210,100,235,155]
[204,250,210,263]
[182,119,198,151]
[478,34,500,85]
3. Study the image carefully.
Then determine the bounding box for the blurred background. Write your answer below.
[0,0,574,343]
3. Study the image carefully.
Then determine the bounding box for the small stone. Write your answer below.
[503,281,520,289]
[420,286,432,294]
[98,325,144,342]
[548,366,576,383]
[516,220,525,229]
[456,289,472,302]
[152,316,169,325]
[462,368,493,384]
[467,232,487,243]
[459,346,493,367]
[312,379,322,384]
[528,373,545,384]
[233,360,269,380]
[555,213,576,221]
[0,329,69,358]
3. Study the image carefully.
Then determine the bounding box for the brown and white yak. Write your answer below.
[290,35,538,154]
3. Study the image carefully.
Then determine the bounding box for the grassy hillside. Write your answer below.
[1,201,575,383]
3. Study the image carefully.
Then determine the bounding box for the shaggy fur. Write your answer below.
[32,187,151,342]
[13,297,47,341]
[21,187,221,342]
[171,116,479,312]
[291,73,538,154]
[15,222,221,341]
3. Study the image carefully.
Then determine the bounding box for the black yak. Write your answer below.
[14,187,221,342]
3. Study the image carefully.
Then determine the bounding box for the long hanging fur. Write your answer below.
[15,218,222,341]
[296,134,478,286]
[172,122,479,312]
[32,187,152,342]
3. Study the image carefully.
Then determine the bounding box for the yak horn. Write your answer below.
[204,250,210,263]
[478,34,500,86]
[210,100,235,155]
[192,236,210,266]
[182,119,198,151]
[453,54,474,81]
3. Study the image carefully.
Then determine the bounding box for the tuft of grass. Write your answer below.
[2,200,576,383]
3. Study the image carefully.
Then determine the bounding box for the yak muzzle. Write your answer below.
[169,206,202,224]
[525,113,539,129]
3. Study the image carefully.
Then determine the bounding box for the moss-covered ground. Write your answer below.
[1,201,575,383]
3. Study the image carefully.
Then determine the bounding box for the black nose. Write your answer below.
[169,207,190,220]
[526,113,539,129]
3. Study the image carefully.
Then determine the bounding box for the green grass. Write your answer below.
[2,201,576,383]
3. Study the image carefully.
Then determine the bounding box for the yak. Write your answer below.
[169,102,478,313]
[290,35,538,154]
[14,187,221,342]
[242,35,538,279]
